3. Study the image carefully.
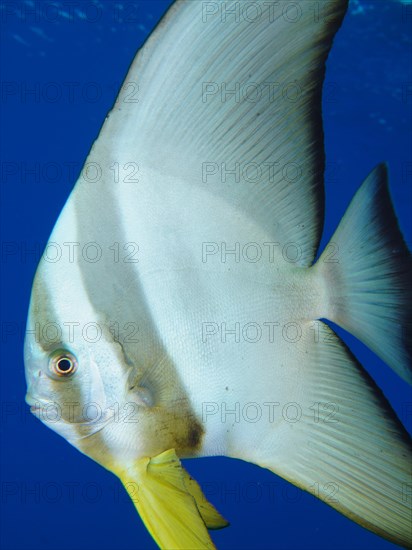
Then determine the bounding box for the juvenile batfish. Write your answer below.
[24,0,412,548]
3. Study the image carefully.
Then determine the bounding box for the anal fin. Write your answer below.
[255,322,412,547]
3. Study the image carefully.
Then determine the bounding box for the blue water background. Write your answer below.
[1,1,411,549]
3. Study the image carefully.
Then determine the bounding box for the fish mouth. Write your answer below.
[25,393,49,414]
[25,393,115,434]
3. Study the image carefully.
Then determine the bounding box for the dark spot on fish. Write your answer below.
[225,386,229,391]
[186,421,203,449]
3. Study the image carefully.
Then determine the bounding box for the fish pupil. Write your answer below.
[57,358,72,372]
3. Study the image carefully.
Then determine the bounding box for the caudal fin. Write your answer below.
[316,164,412,384]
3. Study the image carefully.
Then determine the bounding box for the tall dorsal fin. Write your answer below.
[78,0,349,267]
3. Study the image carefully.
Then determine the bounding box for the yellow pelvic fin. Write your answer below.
[115,449,228,550]
[182,469,229,530]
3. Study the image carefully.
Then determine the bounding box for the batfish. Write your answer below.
[24,0,412,548]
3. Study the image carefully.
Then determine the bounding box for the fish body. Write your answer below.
[24,1,412,548]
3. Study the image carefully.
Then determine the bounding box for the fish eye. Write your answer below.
[49,350,77,377]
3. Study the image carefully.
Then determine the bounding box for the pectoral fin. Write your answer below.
[114,449,228,550]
